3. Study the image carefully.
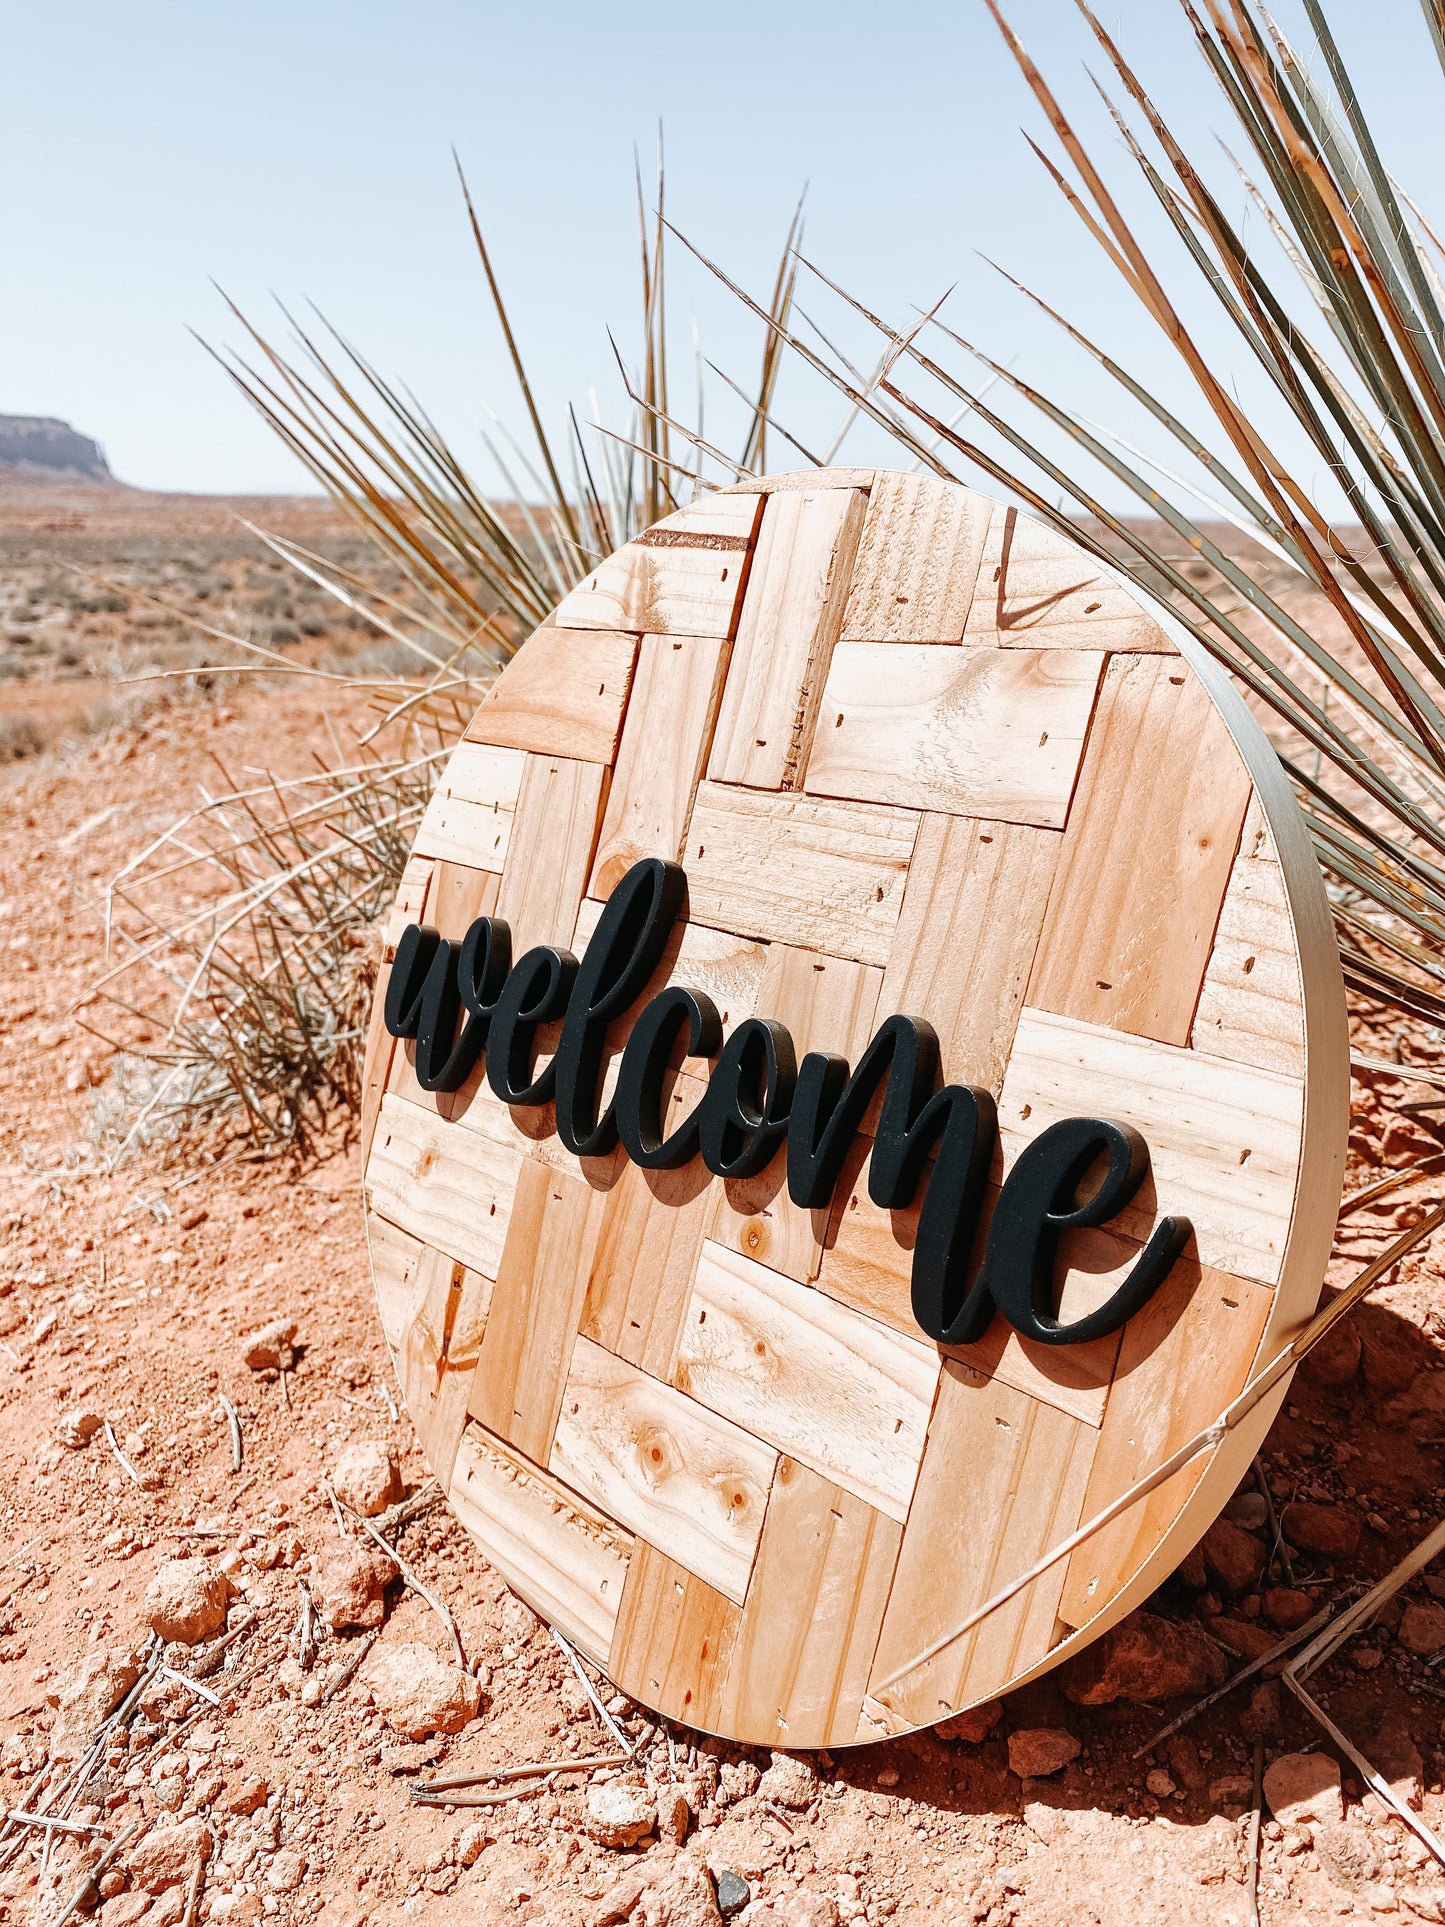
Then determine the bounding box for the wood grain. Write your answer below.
[402,1244,493,1490]
[842,472,991,642]
[965,504,1173,651]
[412,743,525,868]
[385,854,434,949]
[999,1007,1302,1286]
[366,1213,427,1356]
[572,899,767,1046]
[607,1542,739,1730]
[463,626,637,763]
[708,488,866,790]
[868,1362,1096,1726]
[423,860,499,940]
[468,1160,600,1464]
[805,643,1103,829]
[360,954,395,1166]
[365,1092,522,1282]
[880,813,1059,1093]
[1027,656,1253,1045]
[551,493,762,637]
[684,782,918,966]
[450,1421,632,1667]
[1191,834,1305,1076]
[495,754,608,954]
[551,1335,777,1604]
[729,467,876,495]
[673,1241,939,1523]
[588,634,729,897]
[1058,1262,1272,1629]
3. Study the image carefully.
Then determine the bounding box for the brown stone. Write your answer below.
[1359,1318,1426,1396]
[1208,1616,1278,1663]
[330,1442,402,1518]
[56,1407,104,1450]
[1165,1734,1205,1790]
[1299,1320,1361,1388]
[935,1699,1002,1743]
[1007,1728,1080,1778]
[1329,1686,1424,1811]
[1262,1587,1315,1631]
[756,1753,818,1809]
[49,1650,141,1761]
[309,1542,395,1630]
[1201,1519,1264,1593]
[1281,1501,1360,1560]
[224,1775,269,1815]
[143,1558,231,1645]
[1313,1822,1379,1896]
[585,1782,655,1848]
[99,1895,150,1927]
[1173,1544,1207,1590]
[1239,1679,1281,1742]
[1263,1751,1343,1828]
[361,1642,480,1739]
[241,1319,298,1373]
[1061,1610,1226,1705]
[127,1818,212,1895]
[1399,1600,1445,1656]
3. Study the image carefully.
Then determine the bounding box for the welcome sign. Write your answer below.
[361,470,1347,1746]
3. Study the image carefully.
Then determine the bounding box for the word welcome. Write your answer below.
[385,859,1193,1350]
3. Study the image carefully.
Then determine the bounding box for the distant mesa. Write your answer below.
[0,414,112,481]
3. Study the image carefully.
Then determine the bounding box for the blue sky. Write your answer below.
[2,1,1439,497]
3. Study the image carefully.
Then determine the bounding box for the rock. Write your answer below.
[49,1650,141,1761]
[645,1855,723,1927]
[146,1886,187,1927]
[1165,1735,1205,1791]
[717,1760,760,1803]
[1263,1751,1344,1828]
[361,1643,480,1739]
[1262,1587,1315,1631]
[757,1751,818,1809]
[456,1821,494,1867]
[1223,1490,1269,1531]
[1399,1600,1445,1655]
[934,1699,1002,1743]
[1239,1679,1282,1742]
[1173,1543,1207,1589]
[265,1850,306,1894]
[659,1784,691,1844]
[1062,1609,1226,1705]
[591,1872,647,1925]
[1208,1616,1278,1663]
[714,1868,751,1917]
[1145,1768,1176,1798]
[128,1819,212,1894]
[208,1901,264,1927]
[1201,1519,1264,1593]
[56,1407,104,1450]
[1282,1501,1360,1560]
[585,1781,655,1848]
[1329,1686,1423,1810]
[1209,1775,1254,1809]
[143,1559,231,1645]
[99,1895,150,1927]
[310,1542,394,1630]
[1360,1321,1425,1396]
[331,1442,401,1518]
[223,1775,268,1815]
[1313,1822,1379,1896]
[1299,1320,1361,1388]
[1007,1728,1080,1779]
[753,1896,839,1927]
[241,1318,298,1372]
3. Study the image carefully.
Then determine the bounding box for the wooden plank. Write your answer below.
[422,860,500,940]
[1058,1262,1272,1629]
[401,1245,493,1491]
[607,1542,739,1729]
[365,1213,426,1356]
[673,1241,939,1523]
[707,944,882,1285]
[964,503,1173,651]
[1027,655,1252,1045]
[463,626,637,763]
[573,899,766,1047]
[727,467,876,495]
[550,1336,777,1604]
[867,1363,1097,1725]
[684,782,918,966]
[588,634,729,897]
[579,1073,716,1378]
[708,488,867,791]
[468,1161,600,1464]
[495,753,608,955]
[361,954,395,1166]
[804,642,1102,829]
[384,853,434,949]
[717,1459,902,1748]
[450,1421,632,1668]
[1191,837,1305,1077]
[550,493,763,637]
[880,813,1059,1093]
[364,1092,522,1282]
[412,742,525,868]
[1000,1007,1302,1286]
[842,472,991,643]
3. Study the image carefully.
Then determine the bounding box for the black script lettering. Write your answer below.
[974,1117,1193,1346]
[486,946,577,1106]
[614,985,722,1169]
[553,859,687,1158]
[384,917,513,1093]
[696,1019,796,1179]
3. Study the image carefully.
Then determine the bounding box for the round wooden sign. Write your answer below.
[361,470,1347,1747]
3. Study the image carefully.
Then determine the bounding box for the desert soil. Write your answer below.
[6,488,1445,1927]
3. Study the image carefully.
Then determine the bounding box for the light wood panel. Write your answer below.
[450,1421,632,1667]
[360,954,395,1165]
[842,472,991,643]
[468,1161,600,1464]
[572,899,766,1045]
[423,860,499,940]
[588,634,729,897]
[867,1363,1096,1727]
[1192,837,1305,1077]
[495,754,608,954]
[366,1213,427,1356]
[965,504,1173,651]
[684,782,918,966]
[1027,656,1253,1044]
[999,1007,1302,1286]
[805,643,1103,829]
[674,1241,939,1523]
[551,1335,777,1604]
[385,854,434,949]
[401,1244,493,1490]
[1058,1262,1272,1629]
[607,1542,739,1730]
[412,743,524,868]
[732,466,876,494]
[464,626,637,763]
[708,487,866,790]
[364,1092,521,1282]
[880,813,1059,1093]
[551,493,762,637]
